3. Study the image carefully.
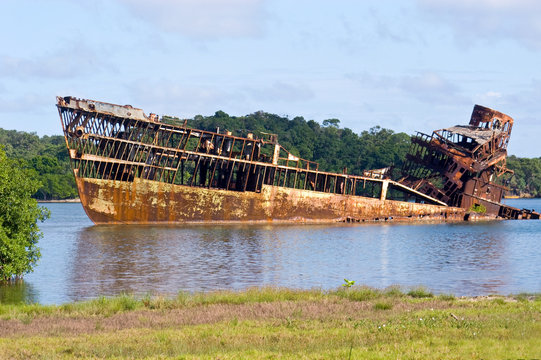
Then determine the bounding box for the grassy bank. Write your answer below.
[1,287,540,359]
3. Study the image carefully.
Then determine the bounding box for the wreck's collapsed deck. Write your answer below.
[399,105,539,220]
[57,96,537,224]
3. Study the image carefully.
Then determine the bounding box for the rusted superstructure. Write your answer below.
[57,96,537,224]
[399,105,539,220]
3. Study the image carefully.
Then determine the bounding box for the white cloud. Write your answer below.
[481,79,541,114]
[1,55,69,79]
[400,72,457,94]
[474,91,503,105]
[125,79,246,117]
[349,71,467,105]
[417,0,541,48]
[247,82,314,103]
[369,6,411,44]
[485,91,502,98]
[0,93,49,114]
[125,79,315,119]
[421,0,538,9]
[0,44,113,80]
[117,0,266,39]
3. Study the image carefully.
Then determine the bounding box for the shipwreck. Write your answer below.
[57,96,539,224]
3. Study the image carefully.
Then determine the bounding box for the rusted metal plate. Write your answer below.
[399,104,538,220]
[77,177,466,224]
[58,96,538,224]
[57,96,147,121]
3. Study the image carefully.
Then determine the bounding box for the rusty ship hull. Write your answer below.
[57,96,538,224]
[76,177,464,224]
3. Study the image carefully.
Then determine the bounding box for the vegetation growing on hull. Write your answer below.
[469,203,487,214]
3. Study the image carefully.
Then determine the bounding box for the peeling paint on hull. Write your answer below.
[57,96,539,224]
[77,177,466,224]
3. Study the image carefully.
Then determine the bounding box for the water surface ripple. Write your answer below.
[2,199,541,304]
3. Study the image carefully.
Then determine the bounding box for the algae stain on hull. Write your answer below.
[77,178,465,224]
[59,96,541,223]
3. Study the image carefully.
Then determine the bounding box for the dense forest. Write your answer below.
[0,129,77,200]
[188,111,411,174]
[507,155,541,197]
[1,111,540,199]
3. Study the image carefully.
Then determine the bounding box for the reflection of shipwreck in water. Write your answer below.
[57,96,538,224]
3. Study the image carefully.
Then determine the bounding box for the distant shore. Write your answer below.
[37,198,81,203]
[504,195,540,199]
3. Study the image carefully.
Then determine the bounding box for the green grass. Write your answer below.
[407,286,434,298]
[0,286,414,319]
[1,287,541,359]
[373,301,393,310]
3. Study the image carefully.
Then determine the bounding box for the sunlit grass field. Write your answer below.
[1,287,540,359]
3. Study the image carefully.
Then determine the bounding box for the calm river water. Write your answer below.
[1,199,541,304]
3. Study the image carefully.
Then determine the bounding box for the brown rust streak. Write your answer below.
[77,177,465,224]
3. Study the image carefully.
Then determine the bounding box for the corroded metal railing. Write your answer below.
[57,96,446,204]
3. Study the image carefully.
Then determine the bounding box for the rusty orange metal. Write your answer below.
[399,105,538,220]
[56,96,538,224]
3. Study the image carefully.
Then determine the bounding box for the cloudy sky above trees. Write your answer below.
[1,0,540,156]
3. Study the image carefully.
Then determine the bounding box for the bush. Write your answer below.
[0,147,49,282]
[407,286,434,298]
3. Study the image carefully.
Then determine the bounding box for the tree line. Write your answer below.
[0,111,540,199]
[0,129,77,200]
[188,111,411,175]
[507,156,541,197]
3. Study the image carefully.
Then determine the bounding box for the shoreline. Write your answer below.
[1,287,540,359]
[504,195,540,199]
[37,198,81,203]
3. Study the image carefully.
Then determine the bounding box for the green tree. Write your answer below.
[29,156,78,200]
[322,118,340,128]
[507,156,541,197]
[0,147,49,282]
[0,129,76,200]
[189,111,412,176]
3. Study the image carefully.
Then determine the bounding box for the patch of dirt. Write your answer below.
[0,299,451,338]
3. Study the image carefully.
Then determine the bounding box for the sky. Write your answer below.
[0,0,540,157]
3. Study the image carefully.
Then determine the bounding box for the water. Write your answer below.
[1,199,541,304]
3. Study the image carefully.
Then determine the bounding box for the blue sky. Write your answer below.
[1,0,540,156]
